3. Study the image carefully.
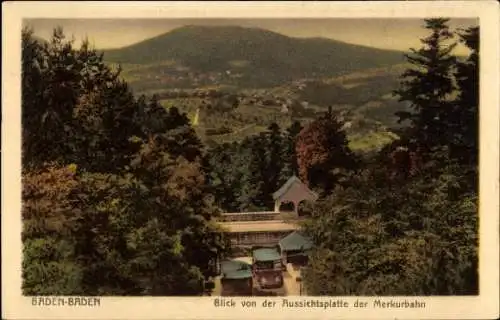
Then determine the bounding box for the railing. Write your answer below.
[220,211,282,222]
[228,230,292,246]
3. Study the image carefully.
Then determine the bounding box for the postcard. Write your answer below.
[2,1,499,319]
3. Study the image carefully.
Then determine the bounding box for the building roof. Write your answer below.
[223,269,253,280]
[252,248,281,262]
[221,260,252,280]
[279,231,313,252]
[272,175,318,201]
[220,220,298,233]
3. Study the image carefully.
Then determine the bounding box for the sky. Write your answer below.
[24,18,477,55]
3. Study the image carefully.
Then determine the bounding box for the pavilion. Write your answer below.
[272,176,318,214]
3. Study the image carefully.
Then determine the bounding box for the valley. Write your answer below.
[103,25,412,152]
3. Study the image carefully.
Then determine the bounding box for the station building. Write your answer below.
[218,176,318,249]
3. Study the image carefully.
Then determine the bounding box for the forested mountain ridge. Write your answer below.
[103,25,405,83]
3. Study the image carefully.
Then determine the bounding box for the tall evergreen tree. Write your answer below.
[22,27,80,168]
[262,123,285,206]
[282,121,303,179]
[451,26,479,169]
[206,143,243,212]
[237,135,269,211]
[394,18,457,153]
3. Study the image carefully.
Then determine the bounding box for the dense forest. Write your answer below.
[22,18,478,296]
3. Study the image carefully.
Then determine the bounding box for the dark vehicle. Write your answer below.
[252,247,283,289]
[220,260,253,296]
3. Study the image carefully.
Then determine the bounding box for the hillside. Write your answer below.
[104,25,405,89]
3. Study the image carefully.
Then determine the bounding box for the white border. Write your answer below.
[2,2,499,319]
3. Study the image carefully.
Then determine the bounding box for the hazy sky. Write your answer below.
[25,18,477,54]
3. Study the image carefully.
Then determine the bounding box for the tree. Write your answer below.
[71,171,145,295]
[71,78,141,173]
[206,143,242,212]
[159,106,204,162]
[282,121,303,179]
[236,135,268,211]
[22,27,141,173]
[262,123,285,206]
[296,108,357,193]
[22,164,84,295]
[394,18,457,153]
[22,28,80,168]
[451,26,479,169]
[391,19,478,183]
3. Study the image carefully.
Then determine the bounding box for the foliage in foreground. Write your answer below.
[302,18,479,296]
[22,27,228,296]
[302,162,478,295]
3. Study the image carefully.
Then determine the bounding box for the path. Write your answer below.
[282,269,302,296]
